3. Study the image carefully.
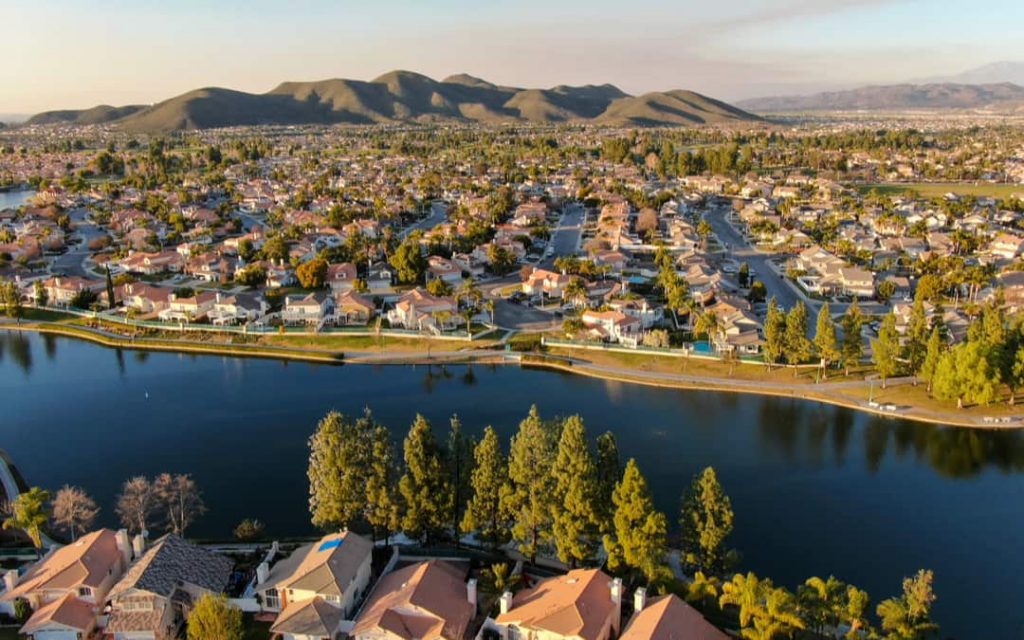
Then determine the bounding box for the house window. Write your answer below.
[325,594,340,604]
[264,588,280,609]
[78,587,92,597]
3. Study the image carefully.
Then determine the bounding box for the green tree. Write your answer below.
[594,431,621,536]
[390,236,427,284]
[797,576,846,636]
[186,593,243,640]
[919,327,944,393]
[904,299,930,380]
[501,406,557,561]
[461,426,510,548]
[0,279,22,318]
[307,410,376,530]
[1010,344,1024,406]
[719,572,770,630]
[105,265,116,309]
[876,569,938,640]
[232,518,265,542]
[445,416,475,541]
[3,487,51,555]
[784,301,812,372]
[840,298,864,375]
[872,312,901,388]
[365,425,401,544]
[814,303,840,377]
[605,459,669,585]
[763,298,786,370]
[680,466,734,573]
[550,416,601,566]
[932,341,1001,408]
[426,277,453,297]
[34,280,48,307]
[399,414,451,543]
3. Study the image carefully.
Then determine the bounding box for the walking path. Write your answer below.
[0,450,58,549]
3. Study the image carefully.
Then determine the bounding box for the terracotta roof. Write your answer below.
[269,531,372,597]
[110,534,232,599]
[352,559,473,640]
[20,593,96,634]
[0,529,122,601]
[620,594,729,640]
[495,568,617,639]
[271,597,343,636]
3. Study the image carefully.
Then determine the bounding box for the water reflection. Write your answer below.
[42,334,57,360]
[4,332,32,375]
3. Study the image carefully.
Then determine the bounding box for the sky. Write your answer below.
[2,0,1023,114]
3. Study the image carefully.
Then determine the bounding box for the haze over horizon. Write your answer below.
[4,0,1024,114]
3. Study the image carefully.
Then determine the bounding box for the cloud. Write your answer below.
[696,0,912,35]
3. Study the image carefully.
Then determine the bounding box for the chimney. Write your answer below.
[633,587,647,613]
[3,570,18,592]
[115,529,132,565]
[132,533,146,558]
[466,578,477,610]
[610,577,623,635]
[256,562,270,585]
[499,591,513,615]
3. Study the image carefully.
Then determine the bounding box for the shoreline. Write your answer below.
[3,321,1019,430]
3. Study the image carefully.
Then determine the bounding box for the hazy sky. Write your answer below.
[3,0,1023,113]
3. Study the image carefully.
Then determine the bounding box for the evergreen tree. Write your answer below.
[461,426,510,548]
[445,415,475,541]
[814,303,839,377]
[919,327,944,393]
[399,414,451,543]
[872,312,901,388]
[932,341,1001,409]
[594,431,621,536]
[680,466,735,574]
[364,425,401,544]
[904,299,930,379]
[307,410,375,531]
[105,265,116,309]
[186,594,243,640]
[840,298,864,375]
[605,459,669,585]
[785,301,813,372]
[551,416,601,566]
[763,297,786,370]
[500,406,557,561]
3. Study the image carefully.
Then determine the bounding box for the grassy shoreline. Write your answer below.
[3,320,1018,430]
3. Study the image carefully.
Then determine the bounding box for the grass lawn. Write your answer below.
[854,182,1024,199]
[242,614,272,640]
[261,333,467,352]
[842,381,1022,417]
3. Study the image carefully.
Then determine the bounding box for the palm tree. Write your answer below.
[686,571,721,613]
[739,588,804,640]
[483,299,496,327]
[563,277,588,310]
[3,487,51,556]
[695,310,724,350]
[719,572,770,629]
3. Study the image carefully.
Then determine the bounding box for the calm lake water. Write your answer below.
[0,190,34,210]
[1,331,1021,639]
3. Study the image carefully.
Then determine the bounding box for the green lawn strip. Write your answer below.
[854,182,1024,198]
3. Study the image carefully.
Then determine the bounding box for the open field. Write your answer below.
[854,182,1024,199]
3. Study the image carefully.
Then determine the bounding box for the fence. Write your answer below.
[541,337,767,364]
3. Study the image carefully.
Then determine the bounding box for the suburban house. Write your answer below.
[350,559,475,640]
[620,589,728,640]
[366,262,394,294]
[119,251,184,276]
[521,267,573,299]
[158,290,218,322]
[387,288,461,332]
[117,283,171,315]
[0,529,130,640]
[581,310,643,347]
[990,233,1024,260]
[38,276,105,307]
[208,291,269,325]
[255,531,373,640]
[427,256,464,285]
[489,569,622,640]
[327,263,359,294]
[105,534,234,640]
[282,292,336,326]
[334,290,375,325]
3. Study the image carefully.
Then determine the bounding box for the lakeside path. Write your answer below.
[2,319,1021,430]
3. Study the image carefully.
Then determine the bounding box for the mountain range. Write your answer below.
[25,71,759,132]
[737,82,1024,112]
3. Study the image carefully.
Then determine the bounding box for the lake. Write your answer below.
[1,330,1022,638]
[0,189,34,210]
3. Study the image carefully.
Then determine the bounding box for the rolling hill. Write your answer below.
[27,71,759,132]
[737,82,1024,112]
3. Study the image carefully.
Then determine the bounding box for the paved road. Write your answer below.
[703,204,807,311]
[401,201,447,239]
[539,202,584,269]
[50,208,107,278]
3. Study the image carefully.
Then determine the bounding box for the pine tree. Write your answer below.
[840,298,864,375]
[919,327,944,393]
[500,405,557,562]
[605,459,669,585]
[594,431,621,536]
[461,426,509,548]
[814,303,839,378]
[307,410,375,531]
[551,416,601,566]
[365,425,401,544]
[680,466,735,574]
[105,265,116,309]
[904,299,930,381]
[445,415,475,541]
[933,341,1001,409]
[763,297,786,370]
[399,414,451,543]
[785,301,813,372]
[872,312,902,388]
